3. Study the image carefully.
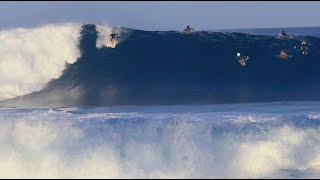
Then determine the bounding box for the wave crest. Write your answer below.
[0,23,82,101]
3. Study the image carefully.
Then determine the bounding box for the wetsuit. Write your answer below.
[110,33,118,42]
[184,27,194,34]
[237,56,243,61]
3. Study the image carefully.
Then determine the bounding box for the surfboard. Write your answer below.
[276,34,293,40]
[107,40,117,48]
[237,56,249,66]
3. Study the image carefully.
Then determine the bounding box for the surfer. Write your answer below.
[277,29,293,40]
[280,50,288,59]
[301,40,308,55]
[236,53,249,66]
[184,25,194,34]
[280,30,288,37]
[236,53,244,61]
[110,33,119,43]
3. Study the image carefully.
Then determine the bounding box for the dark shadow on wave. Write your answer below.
[1,24,320,108]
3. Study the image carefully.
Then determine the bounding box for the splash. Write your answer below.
[96,25,124,48]
[1,103,320,178]
[0,23,82,101]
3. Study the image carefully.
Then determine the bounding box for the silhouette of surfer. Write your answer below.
[301,40,308,55]
[110,33,119,43]
[184,25,194,34]
[236,53,249,66]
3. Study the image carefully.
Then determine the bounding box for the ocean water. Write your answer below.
[1,102,320,178]
[1,23,320,178]
[1,25,320,107]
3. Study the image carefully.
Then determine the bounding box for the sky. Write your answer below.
[0,1,320,31]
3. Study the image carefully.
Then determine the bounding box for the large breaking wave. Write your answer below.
[2,24,320,179]
[0,23,81,101]
[1,24,320,107]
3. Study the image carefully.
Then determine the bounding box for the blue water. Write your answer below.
[1,24,320,178]
[1,25,320,108]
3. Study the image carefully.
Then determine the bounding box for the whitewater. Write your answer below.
[0,23,82,101]
[1,23,320,178]
[1,102,320,178]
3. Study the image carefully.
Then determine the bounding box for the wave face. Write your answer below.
[1,24,320,107]
[0,23,81,101]
[1,102,320,178]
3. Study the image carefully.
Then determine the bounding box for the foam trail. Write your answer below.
[0,23,82,101]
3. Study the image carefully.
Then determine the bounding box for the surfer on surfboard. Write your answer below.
[108,33,119,48]
[184,25,195,34]
[110,33,119,43]
[301,40,308,55]
[236,53,249,66]
[277,29,293,40]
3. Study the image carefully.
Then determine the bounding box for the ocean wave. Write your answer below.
[0,23,82,101]
[0,105,320,178]
[1,24,320,107]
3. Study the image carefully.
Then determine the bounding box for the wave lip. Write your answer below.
[0,23,82,101]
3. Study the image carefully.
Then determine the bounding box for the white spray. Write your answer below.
[0,23,82,101]
[96,25,125,49]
